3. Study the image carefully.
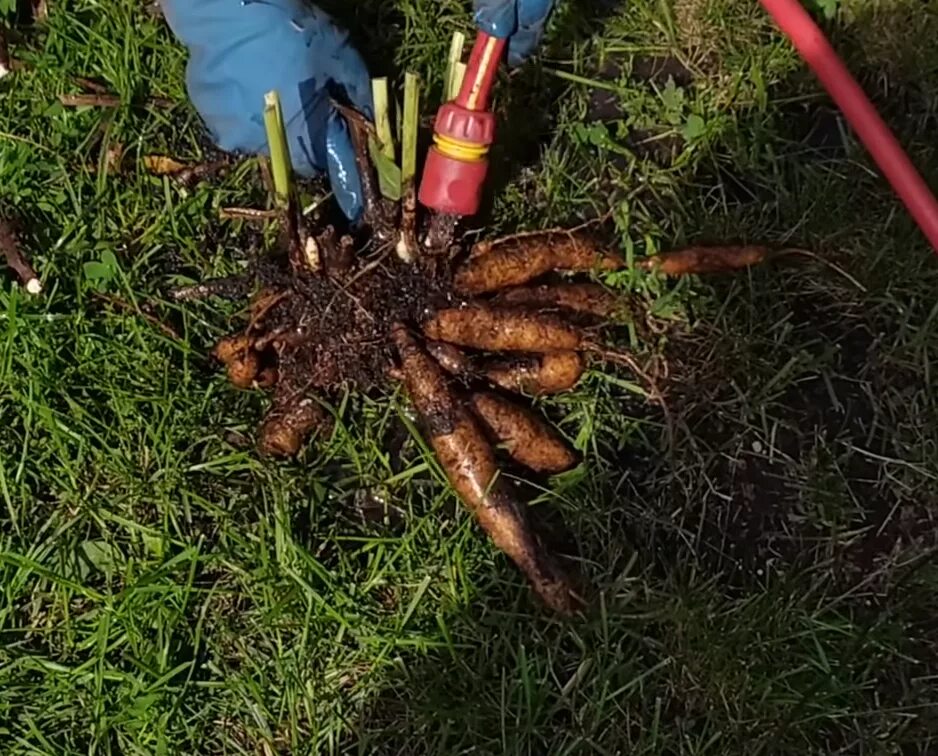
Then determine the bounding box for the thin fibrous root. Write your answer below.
[587,343,675,452]
[393,323,582,615]
[455,231,623,295]
[93,292,181,340]
[0,219,41,294]
[470,391,577,474]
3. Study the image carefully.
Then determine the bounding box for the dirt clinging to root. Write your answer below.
[255,255,454,394]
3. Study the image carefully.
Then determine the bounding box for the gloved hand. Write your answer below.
[473,0,555,66]
[160,0,372,221]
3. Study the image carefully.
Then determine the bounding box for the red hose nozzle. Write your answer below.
[418,33,507,217]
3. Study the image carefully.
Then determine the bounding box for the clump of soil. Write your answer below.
[252,252,453,393]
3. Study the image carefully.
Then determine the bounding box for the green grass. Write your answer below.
[2,0,938,753]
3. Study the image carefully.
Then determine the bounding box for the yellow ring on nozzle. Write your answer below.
[433,133,490,162]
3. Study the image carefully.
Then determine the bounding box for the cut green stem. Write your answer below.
[402,73,420,187]
[445,31,466,101]
[263,90,292,208]
[371,77,395,160]
[451,62,468,100]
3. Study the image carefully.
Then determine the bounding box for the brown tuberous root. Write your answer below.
[454,231,622,295]
[470,391,577,474]
[176,94,788,618]
[393,324,582,615]
[494,282,624,320]
[640,246,772,276]
[483,352,586,396]
[423,305,584,353]
[258,397,332,457]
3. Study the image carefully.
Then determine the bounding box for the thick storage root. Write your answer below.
[393,324,580,615]
[213,334,261,389]
[640,246,771,276]
[455,231,622,295]
[258,397,331,457]
[494,283,623,319]
[426,340,473,376]
[470,392,577,474]
[484,352,586,396]
[423,305,584,353]
[427,340,585,398]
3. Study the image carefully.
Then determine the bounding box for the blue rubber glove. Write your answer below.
[473,0,555,66]
[160,0,372,221]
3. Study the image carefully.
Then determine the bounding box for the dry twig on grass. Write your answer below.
[0,25,11,80]
[59,92,174,109]
[169,275,254,303]
[0,219,41,294]
[219,207,279,222]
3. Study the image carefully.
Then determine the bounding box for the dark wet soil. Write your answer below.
[254,253,454,395]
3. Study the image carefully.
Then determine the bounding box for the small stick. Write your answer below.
[0,25,10,80]
[0,219,41,294]
[59,92,173,109]
[74,77,110,94]
[219,207,279,222]
[169,275,253,302]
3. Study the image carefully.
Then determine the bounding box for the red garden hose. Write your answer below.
[760,0,938,254]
